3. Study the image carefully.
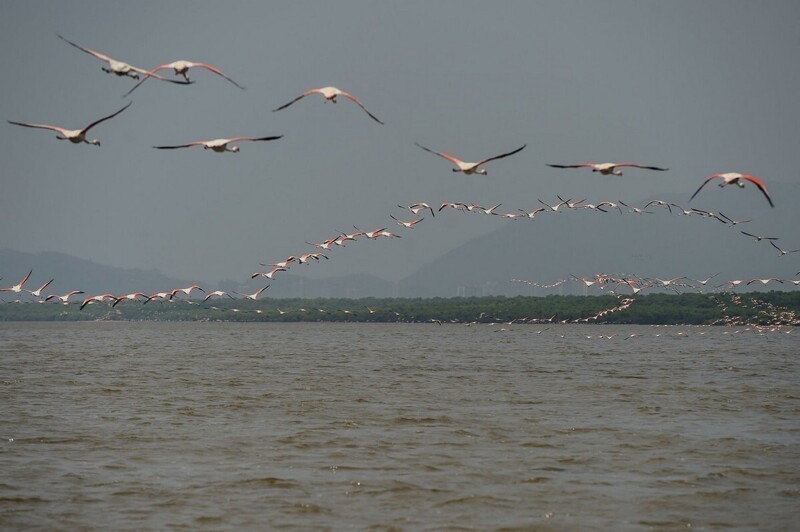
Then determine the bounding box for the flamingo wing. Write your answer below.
[741,175,774,207]
[476,144,526,167]
[81,102,131,133]
[57,34,113,63]
[7,121,69,135]
[339,91,384,124]
[614,163,669,171]
[414,142,464,166]
[547,163,595,169]
[689,174,723,202]
[122,63,175,96]
[189,62,245,90]
[225,135,284,143]
[272,89,319,112]
[152,141,206,150]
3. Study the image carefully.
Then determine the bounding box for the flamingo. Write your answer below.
[202,290,234,303]
[250,267,286,280]
[306,239,336,251]
[415,142,525,175]
[477,203,503,215]
[399,202,436,218]
[547,162,668,175]
[25,279,54,298]
[8,102,131,146]
[746,278,784,286]
[144,291,174,304]
[1,270,32,294]
[235,285,270,300]
[518,207,546,220]
[112,292,147,306]
[689,173,774,207]
[273,86,383,124]
[770,242,800,256]
[377,230,402,239]
[686,273,720,286]
[80,293,116,310]
[538,198,570,212]
[124,60,244,96]
[644,200,673,214]
[266,257,297,269]
[170,285,205,297]
[153,135,282,153]
[717,212,751,226]
[45,290,84,304]
[389,214,424,228]
[57,34,193,84]
[618,201,651,215]
[298,252,328,264]
[740,231,778,242]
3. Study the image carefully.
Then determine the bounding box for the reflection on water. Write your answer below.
[1,322,798,529]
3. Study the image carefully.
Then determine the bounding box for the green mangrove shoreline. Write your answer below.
[1,292,799,326]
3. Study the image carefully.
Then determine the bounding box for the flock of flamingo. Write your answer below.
[2,33,797,328]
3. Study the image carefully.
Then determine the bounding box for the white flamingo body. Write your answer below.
[154,135,282,153]
[416,142,525,175]
[1,270,32,293]
[235,285,270,300]
[8,102,130,146]
[690,173,774,207]
[202,290,234,303]
[547,162,668,176]
[25,279,54,298]
[45,290,84,304]
[273,86,383,124]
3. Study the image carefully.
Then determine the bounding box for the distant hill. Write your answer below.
[398,183,800,297]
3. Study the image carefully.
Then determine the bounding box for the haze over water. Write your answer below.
[1,322,797,529]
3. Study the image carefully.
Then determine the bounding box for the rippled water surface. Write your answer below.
[1,322,798,530]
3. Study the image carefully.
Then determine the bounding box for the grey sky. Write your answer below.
[1,1,799,286]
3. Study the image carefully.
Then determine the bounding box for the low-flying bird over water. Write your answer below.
[1,270,32,294]
[415,142,526,175]
[689,173,774,207]
[273,86,384,124]
[8,102,131,146]
[153,135,283,153]
[547,162,668,175]
[57,34,193,84]
[124,60,244,96]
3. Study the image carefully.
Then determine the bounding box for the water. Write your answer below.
[1,322,798,530]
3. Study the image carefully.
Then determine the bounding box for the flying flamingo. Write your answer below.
[770,242,800,256]
[124,60,244,96]
[250,267,286,280]
[112,292,148,306]
[45,290,84,304]
[273,86,383,124]
[399,202,436,217]
[80,293,116,310]
[8,102,131,146]
[170,285,205,297]
[144,291,174,304]
[1,270,32,294]
[518,207,546,220]
[389,214,424,228]
[415,142,526,175]
[689,173,774,207]
[153,135,283,153]
[740,231,778,242]
[57,34,193,84]
[202,290,234,303]
[546,162,668,175]
[746,278,784,286]
[25,279,54,298]
[234,285,270,300]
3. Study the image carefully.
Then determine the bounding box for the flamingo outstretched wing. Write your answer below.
[741,174,774,207]
[475,144,526,167]
[338,90,384,124]
[81,102,131,133]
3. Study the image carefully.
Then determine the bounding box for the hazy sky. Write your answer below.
[1,1,799,285]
